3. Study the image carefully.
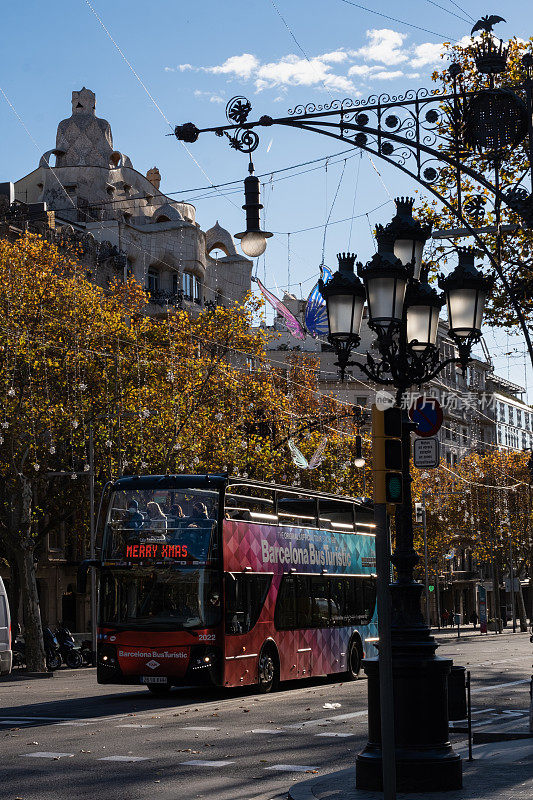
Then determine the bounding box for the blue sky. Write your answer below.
[0,0,531,394]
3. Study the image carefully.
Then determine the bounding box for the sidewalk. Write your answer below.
[431,625,531,641]
[288,739,533,800]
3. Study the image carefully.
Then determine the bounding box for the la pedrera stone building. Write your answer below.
[3,87,252,313]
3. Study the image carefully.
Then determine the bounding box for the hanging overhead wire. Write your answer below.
[322,159,347,264]
[348,153,362,251]
[338,0,454,39]
[423,0,471,25]
[83,0,240,210]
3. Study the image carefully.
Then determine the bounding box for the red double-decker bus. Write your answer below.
[85,474,377,694]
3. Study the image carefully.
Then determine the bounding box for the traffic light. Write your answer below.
[372,405,403,504]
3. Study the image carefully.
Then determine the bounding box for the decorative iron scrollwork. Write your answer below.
[224,127,260,154]
[464,195,487,226]
[226,96,252,125]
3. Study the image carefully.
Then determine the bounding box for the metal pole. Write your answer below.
[467,670,473,761]
[508,532,517,633]
[422,494,431,628]
[435,563,442,630]
[374,502,396,800]
[89,424,97,666]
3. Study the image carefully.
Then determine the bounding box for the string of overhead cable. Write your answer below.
[440,464,527,490]
[444,0,476,23]
[423,0,472,25]
[338,0,455,39]
[79,148,361,209]
[83,0,240,211]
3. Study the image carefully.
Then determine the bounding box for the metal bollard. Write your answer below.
[529,675,533,733]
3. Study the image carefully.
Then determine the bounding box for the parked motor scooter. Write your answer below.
[80,639,94,666]
[43,627,62,671]
[12,636,26,668]
[55,623,83,668]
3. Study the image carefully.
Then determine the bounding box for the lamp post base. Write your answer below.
[356,653,462,792]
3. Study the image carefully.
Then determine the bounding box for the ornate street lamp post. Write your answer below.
[319,252,366,381]
[319,199,493,791]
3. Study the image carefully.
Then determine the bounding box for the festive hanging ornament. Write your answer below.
[33,463,40,471]
[7,387,15,398]
[1,422,9,429]
[78,383,88,392]
[72,420,79,429]
[49,445,56,454]
[105,439,113,448]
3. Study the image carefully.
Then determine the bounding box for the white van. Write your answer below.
[0,578,12,675]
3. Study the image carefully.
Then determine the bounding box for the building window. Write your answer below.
[182,272,202,304]
[516,409,522,427]
[508,406,515,426]
[147,268,159,293]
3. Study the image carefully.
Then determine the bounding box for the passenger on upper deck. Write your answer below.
[145,501,167,541]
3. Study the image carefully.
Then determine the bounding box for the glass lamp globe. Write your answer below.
[239,231,267,258]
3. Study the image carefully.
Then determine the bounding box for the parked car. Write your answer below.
[0,578,12,675]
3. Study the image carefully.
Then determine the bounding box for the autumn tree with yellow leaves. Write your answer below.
[418,35,533,335]
[412,449,532,627]
[0,234,369,670]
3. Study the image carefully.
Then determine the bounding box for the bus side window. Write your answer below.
[329,578,346,627]
[310,576,330,627]
[274,575,297,629]
[361,576,377,624]
[225,573,271,635]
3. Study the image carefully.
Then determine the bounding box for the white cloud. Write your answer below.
[320,49,349,63]
[255,55,355,93]
[193,90,224,103]
[169,31,449,97]
[411,42,444,68]
[209,53,259,79]
[373,70,405,80]
[355,28,408,66]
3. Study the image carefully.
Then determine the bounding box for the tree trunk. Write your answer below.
[17,546,46,672]
[16,476,47,672]
[516,582,528,632]
[9,557,21,637]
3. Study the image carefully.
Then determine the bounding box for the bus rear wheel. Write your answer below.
[258,645,279,694]
[345,638,362,680]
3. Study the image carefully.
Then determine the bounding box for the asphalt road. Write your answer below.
[1,631,531,800]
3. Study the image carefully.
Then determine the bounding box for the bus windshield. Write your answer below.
[99,566,221,631]
[102,486,219,563]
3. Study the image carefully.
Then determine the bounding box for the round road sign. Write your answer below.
[409,397,443,438]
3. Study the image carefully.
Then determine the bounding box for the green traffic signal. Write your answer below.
[385,472,403,503]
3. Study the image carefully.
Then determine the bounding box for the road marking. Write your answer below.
[184,726,219,731]
[0,716,70,722]
[21,752,74,759]
[116,724,156,729]
[0,720,34,726]
[472,680,529,693]
[249,729,283,734]
[316,732,354,738]
[99,756,149,762]
[284,710,367,729]
[182,760,235,767]
[56,722,94,727]
[265,764,319,772]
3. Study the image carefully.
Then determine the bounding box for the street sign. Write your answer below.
[414,437,440,468]
[478,585,487,634]
[409,397,443,438]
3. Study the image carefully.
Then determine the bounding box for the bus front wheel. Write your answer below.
[258,645,279,694]
[345,638,362,680]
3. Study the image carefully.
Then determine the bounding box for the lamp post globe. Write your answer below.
[438,247,494,340]
[234,174,272,258]
[405,276,444,351]
[238,231,268,258]
[319,252,366,380]
[358,227,411,330]
[385,197,432,280]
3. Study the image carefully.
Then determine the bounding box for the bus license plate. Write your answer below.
[140,676,168,685]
